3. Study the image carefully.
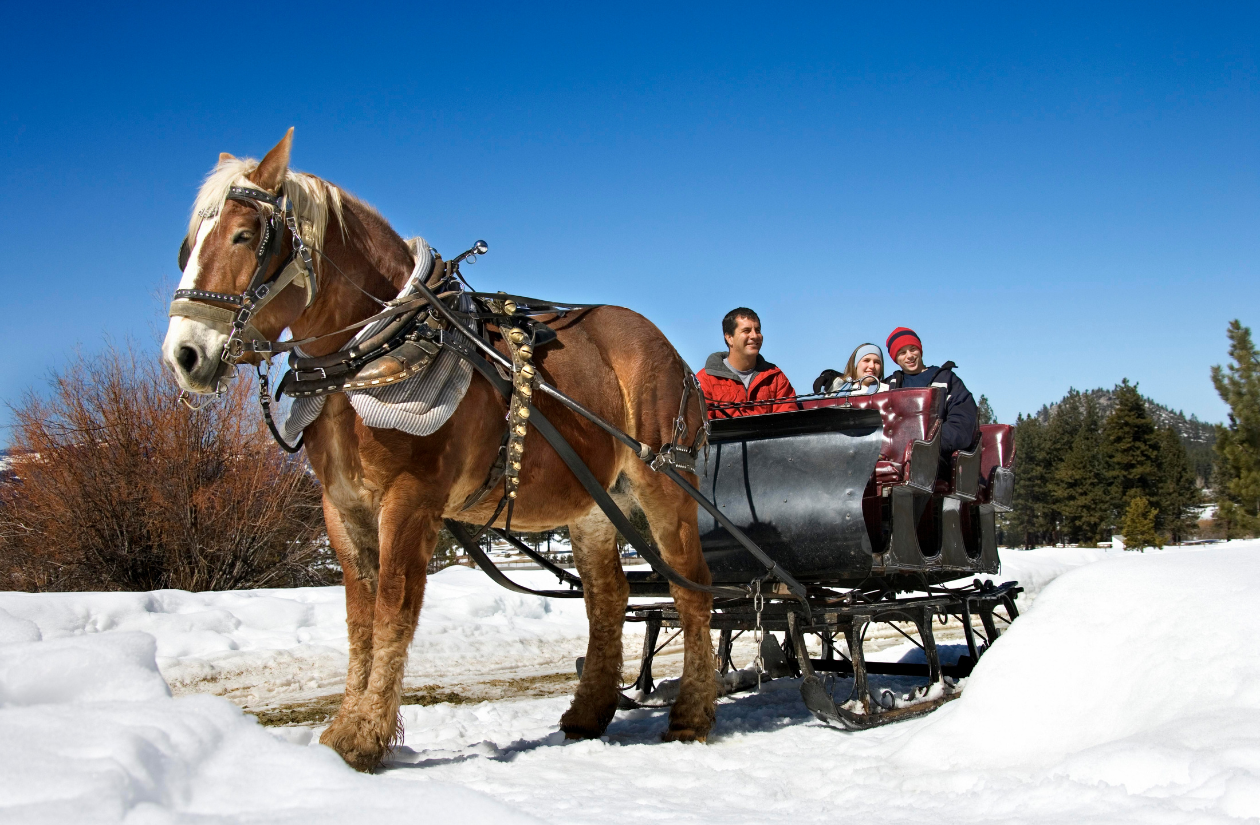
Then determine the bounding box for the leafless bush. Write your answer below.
[0,346,335,592]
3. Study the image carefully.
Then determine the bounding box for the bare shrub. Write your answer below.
[0,346,334,592]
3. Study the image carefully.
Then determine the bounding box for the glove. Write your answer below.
[813,369,842,395]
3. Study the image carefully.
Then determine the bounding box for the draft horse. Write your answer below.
[162,130,716,771]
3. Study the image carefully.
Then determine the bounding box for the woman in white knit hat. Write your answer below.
[815,343,886,396]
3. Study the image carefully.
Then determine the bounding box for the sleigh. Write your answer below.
[457,381,1020,729]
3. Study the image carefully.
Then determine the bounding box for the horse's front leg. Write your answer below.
[320,486,436,771]
[320,497,377,722]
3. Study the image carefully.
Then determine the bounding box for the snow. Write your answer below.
[2,542,1259,823]
[0,566,594,708]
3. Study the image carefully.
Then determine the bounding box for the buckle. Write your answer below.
[222,337,245,364]
[297,367,328,382]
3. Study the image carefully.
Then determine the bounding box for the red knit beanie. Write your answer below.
[886,327,922,360]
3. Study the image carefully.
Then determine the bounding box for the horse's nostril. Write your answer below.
[176,345,200,373]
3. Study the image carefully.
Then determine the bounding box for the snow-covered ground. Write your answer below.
[2,542,1257,823]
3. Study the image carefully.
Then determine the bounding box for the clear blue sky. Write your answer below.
[1,2,1256,439]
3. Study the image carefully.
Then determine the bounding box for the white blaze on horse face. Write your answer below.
[176,215,216,291]
[163,217,231,394]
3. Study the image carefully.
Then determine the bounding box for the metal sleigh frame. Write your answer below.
[322,249,1023,731]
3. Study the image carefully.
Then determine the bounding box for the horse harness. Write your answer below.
[169,183,707,517]
[167,187,806,603]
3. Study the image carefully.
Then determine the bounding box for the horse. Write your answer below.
[162,129,716,771]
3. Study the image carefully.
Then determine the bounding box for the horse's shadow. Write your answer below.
[382,678,820,772]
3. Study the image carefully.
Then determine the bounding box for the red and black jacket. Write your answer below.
[697,352,799,419]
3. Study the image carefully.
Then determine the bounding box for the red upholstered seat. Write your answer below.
[978,424,1015,501]
[804,389,942,488]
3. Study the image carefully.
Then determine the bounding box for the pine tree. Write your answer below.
[1052,394,1109,544]
[1211,320,1260,537]
[1042,391,1084,544]
[1009,414,1051,548]
[1103,380,1161,525]
[977,395,995,426]
[1122,496,1160,551]
[1155,425,1201,544]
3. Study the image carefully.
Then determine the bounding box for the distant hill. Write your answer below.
[1034,388,1217,485]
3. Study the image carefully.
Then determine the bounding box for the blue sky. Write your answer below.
[1,2,1255,439]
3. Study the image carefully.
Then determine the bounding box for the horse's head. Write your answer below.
[163,129,332,395]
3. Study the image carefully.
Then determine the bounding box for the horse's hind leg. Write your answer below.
[560,503,629,739]
[628,465,716,741]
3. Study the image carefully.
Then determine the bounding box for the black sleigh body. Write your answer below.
[694,388,1015,589]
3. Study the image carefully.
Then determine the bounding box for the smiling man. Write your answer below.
[884,326,979,456]
[697,307,798,419]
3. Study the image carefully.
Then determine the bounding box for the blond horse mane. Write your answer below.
[186,156,346,252]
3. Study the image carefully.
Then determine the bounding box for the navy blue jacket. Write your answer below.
[884,361,979,456]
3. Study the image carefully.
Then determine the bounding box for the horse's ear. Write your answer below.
[219,152,235,164]
[251,128,293,194]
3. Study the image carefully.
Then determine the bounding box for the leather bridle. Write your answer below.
[170,185,317,366]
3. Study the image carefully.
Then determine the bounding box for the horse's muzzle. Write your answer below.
[163,316,232,394]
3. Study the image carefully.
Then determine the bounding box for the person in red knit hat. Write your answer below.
[884,326,979,457]
[697,308,799,419]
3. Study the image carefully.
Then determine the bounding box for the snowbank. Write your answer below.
[0,630,536,824]
[900,544,1260,771]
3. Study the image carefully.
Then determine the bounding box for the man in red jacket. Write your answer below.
[697,307,799,419]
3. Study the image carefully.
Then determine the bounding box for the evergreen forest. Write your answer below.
[1005,320,1260,548]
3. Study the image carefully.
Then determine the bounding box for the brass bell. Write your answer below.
[520,364,535,378]
[510,441,523,454]
[519,344,532,358]
[517,407,530,420]
[503,300,517,315]
[508,489,517,499]
[511,461,521,471]
[508,328,526,344]
[518,384,532,397]
[514,424,527,437]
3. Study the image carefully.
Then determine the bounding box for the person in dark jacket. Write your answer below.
[697,307,799,419]
[884,327,979,456]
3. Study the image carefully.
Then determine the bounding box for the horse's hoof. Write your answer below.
[661,727,708,743]
[559,699,616,739]
[320,716,387,772]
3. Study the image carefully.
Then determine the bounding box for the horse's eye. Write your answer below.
[232,230,255,244]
